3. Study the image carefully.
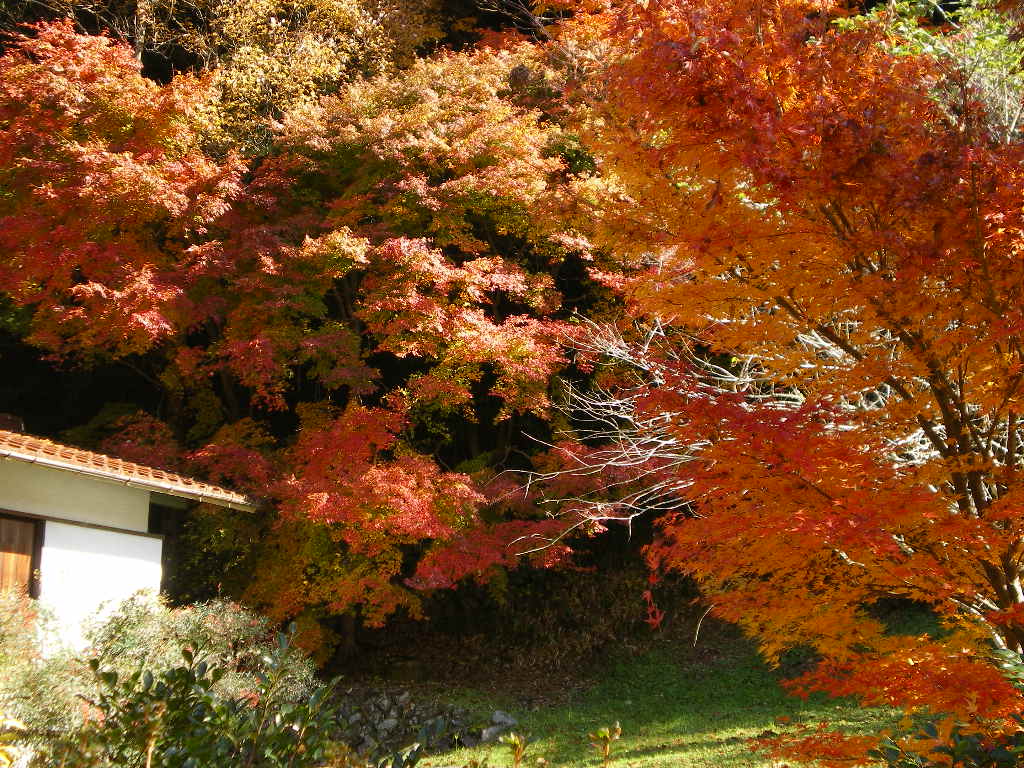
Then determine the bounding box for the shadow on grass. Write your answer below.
[435,626,893,767]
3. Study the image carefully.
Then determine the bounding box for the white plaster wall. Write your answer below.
[38,521,162,650]
[0,460,150,532]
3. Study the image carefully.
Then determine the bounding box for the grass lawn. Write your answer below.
[419,631,891,768]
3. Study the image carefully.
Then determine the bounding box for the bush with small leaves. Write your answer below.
[43,630,337,768]
[867,650,1024,766]
[0,592,81,745]
[0,593,322,758]
[83,593,318,703]
[870,718,1024,768]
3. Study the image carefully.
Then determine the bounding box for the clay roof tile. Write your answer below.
[0,429,256,511]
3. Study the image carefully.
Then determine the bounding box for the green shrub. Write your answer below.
[83,593,318,703]
[0,593,448,768]
[0,592,80,743]
[0,592,317,752]
[44,632,337,768]
[871,719,1024,768]
[869,650,1024,767]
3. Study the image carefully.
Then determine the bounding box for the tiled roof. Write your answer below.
[0,429,256,511]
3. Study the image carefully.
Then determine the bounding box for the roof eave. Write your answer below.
[0,450,259,512]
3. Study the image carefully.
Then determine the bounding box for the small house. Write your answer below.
[0,426,255,647]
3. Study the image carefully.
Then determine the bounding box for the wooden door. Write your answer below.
[0,517,37,594]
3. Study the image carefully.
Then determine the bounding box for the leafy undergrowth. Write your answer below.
[341,592,932,766]
[422,646,885,767]
[401,624,893,767]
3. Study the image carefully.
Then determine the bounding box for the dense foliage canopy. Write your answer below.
[0,5,616,651]
[546,0,1024,760]
[7,0,1024,760]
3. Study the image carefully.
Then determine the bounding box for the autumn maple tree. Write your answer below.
[534,0,1024,759]
[0,19,608,650]
[0,21,243,357]
[26,1,1024,759]
[505,0,1024,757]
